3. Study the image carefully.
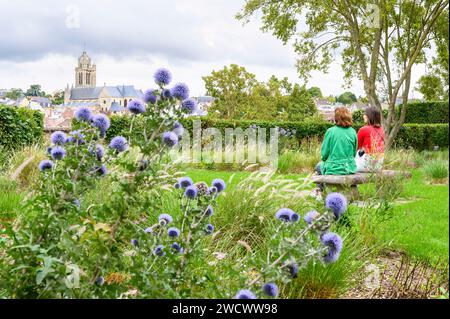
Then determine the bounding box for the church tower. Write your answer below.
[75,51,96,88]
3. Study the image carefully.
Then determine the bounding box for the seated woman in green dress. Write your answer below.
[315,107,357,191]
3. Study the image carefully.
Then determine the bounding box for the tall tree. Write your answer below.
[237,0,449,148]
[26,84,45,97]
[308,86,323,98]
[337,91,357,104]
[5,88,24,100]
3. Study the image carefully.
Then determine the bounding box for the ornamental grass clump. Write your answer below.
[234,192,347,299]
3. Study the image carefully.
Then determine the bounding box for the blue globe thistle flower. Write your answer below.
[109,136,128,153]
[91,114,111,133]
[178,177,193,188]
[95,276,104,286]
[73,199,80,207]
[144,227,153,234]
[38,159,53,171]
[181,98,197,113]
[184,185,198,199]
[291,213,300,222]
[321,232,343,263]
[143,89,157,104]
[325,192,348,220]
[95,164,108,176]
[47,147,53,154]
[69,130,85,145]
[162,131,178,147]
[50,131,67,145]
[174,183,181,189]
[95,144,104,160]
[275,208,294,222]
[262,283,278,298]
[205,223,214,235]
[154,244,165,257]
[286,262,299,278]
[131,239,139,247]
[158,213,173,225]
[208,186,218,194]
[235,289,257,299]
[204,205,214,217]
[127,99,146,114]
[304,210,320,225]
[171,242,183,253]
[162,89,172,99]
[154,68,172,86]
[168,227,180,238]
[211,179,226,193]
[75,107,92,122]
[171,83,189,100]
[51,146,66,160]
[173,122,184,137]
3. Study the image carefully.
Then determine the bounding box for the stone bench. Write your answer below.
[312,170,412,200]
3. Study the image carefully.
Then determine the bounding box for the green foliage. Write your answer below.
[394,124,449,150]
[336,92,357,105]
[422,160,449,181]
[203,64,317,120]
[416,75,446,101]
[25,84,45,97]
[307,87,323,98]
[352,101,449,124]
[0,105,43,151]
[5,88,24,100]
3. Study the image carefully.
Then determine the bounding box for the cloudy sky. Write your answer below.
[0,0,427,97]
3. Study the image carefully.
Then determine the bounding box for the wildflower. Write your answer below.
[195,182,209,196]
[162,131,178,147]
[89,144,104,161]
[291,213,300,222]
[171,242,183,253]
[321,232,343,263]
[127,99,146,114]
[75,107,92,122]
[235,289,257,299]
[154,68,172,86]
[109,136,128,153]
[211,178,226,193]
[143,89,157,104]
[208,186,218,194]
[325,193,348,220]
[47,147,52,154]
[38,159,53,171]
[174,183,181,189]
[144,227,153,234]
[204,205,214,217]
[158,214,173,225]
[205,224,214,235]
[262,283,278,298]
[153,244,165,257]
[95,164,108,176]
[181,98,197,113]
[70,130,85,145]
[171,83,189,100]
[275,208,295,222]
[304,210,320,225]
[91,114,111,133]
[168,227,180,238]
[173,122,184,137]
[95,276,104,286]
[131,239,139,247]
[51,146,66,160]
[50,131,67,145]
[73,199,80,207]
[162,89,172,99]
[178,177,193,188]
[286,262,299,278]
[184,185,198,199]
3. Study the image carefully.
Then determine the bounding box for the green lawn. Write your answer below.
[182,167,449,262]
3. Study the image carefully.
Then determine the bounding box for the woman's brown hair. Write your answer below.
[334,107,353,127]
[365,107,381,127]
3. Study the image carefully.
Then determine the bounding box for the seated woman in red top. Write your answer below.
[356,107,385,172]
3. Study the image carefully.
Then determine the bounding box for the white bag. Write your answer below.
[355,151,368,172]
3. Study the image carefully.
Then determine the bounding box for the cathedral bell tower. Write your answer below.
[75,51,96,88]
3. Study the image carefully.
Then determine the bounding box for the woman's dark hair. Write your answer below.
[365,107,381,127]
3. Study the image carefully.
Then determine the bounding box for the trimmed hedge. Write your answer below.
[353,101,449,124]
[106,115,448,150]
[0,105,44,151]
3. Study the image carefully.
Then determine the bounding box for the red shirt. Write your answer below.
[357,125,385,154]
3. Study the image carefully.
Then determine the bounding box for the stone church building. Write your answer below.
[64,51,143,112]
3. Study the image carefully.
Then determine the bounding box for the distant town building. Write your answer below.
[30,96,52,108]
[64,51,143,111]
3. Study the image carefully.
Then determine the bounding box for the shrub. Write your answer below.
[0,105,43,151]
[353,101,449,124]
[422,160,449,182]
[394,124,449,150]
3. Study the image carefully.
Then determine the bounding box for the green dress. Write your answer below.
[320,126,357,175]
